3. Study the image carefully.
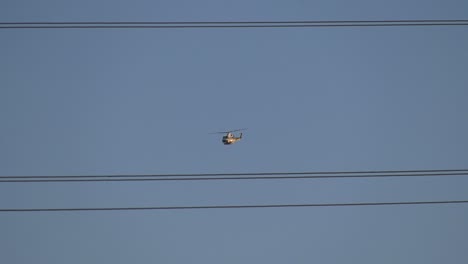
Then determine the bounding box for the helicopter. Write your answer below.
[211,128,247,145]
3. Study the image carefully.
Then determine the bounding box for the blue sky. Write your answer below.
[1,1,468,263]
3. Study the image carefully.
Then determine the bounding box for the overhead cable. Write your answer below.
[1,19,468,29]
[1,169,467,183]
[1,200,467,212]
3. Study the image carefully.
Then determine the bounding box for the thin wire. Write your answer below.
[1,172,468,183]
[3,19,468,25]
[2,169,467,179]
[1,20,468,29]
[1,200,467,212]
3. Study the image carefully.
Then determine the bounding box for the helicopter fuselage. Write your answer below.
[211,129,246,145]
[222,132,242,145]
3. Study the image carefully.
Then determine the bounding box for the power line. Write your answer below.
[1,172,468,183]
[1,19,468,29]
[5,19,468,24]
[1,169,467,183]
[1,200,467,212]
[3,169,467,178]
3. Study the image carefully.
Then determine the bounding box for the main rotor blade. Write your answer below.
[229,128,247,133]
[209,128,247,134]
